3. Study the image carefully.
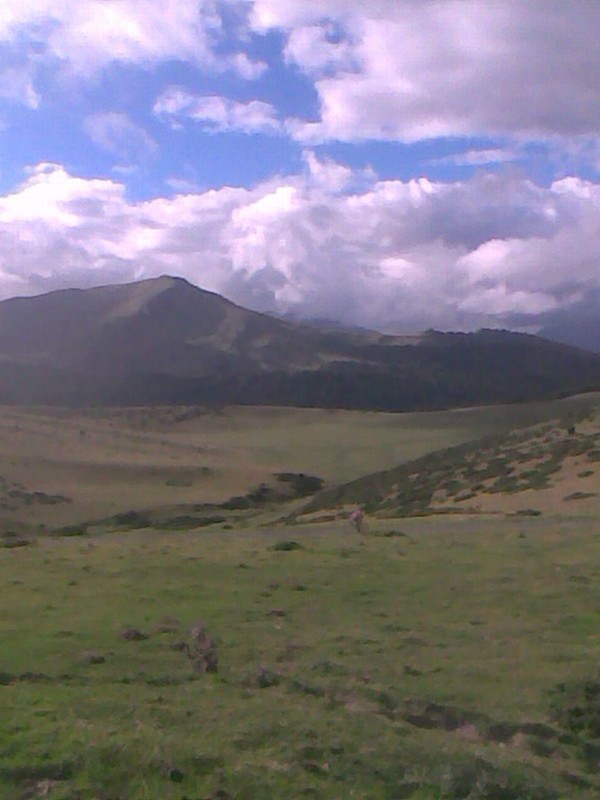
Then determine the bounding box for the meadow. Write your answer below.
[1,394,600,799]
[0,395,592,531]
[2,515,599,799]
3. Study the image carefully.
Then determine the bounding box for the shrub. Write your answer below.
[272,540,303,552]
[275,472,324,496]
[58,525,86,537]
[113,510,151,529]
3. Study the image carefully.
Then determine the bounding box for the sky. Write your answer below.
[0,0,599,333]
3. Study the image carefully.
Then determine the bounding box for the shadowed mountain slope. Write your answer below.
[1,276,600,408]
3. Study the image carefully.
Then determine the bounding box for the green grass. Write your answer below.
[2,515,600,799]
[1,394,600,798]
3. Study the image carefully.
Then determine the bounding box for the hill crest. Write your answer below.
[0,277,599,409]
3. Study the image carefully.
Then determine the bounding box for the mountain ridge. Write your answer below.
[1,276,599,409]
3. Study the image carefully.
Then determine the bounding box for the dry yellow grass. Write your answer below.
[0,395,595,530]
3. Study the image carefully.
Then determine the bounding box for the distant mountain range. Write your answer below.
[0,276,599,409]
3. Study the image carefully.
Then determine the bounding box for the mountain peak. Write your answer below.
[0,278,598,408]
[104,275,189,321]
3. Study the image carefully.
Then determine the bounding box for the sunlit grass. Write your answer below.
[2,515,599,798]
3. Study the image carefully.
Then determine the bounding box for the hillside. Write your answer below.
[0,277,600,408]
[297,395,600,520]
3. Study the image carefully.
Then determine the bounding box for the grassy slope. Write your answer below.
[299,394,600,521]
[0,396,592,531]
[2,517,600,799]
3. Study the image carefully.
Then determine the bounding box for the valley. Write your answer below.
[1,394,600,799]
[0,394,594,532]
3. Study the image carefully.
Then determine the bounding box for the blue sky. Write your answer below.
[0,0,598,333]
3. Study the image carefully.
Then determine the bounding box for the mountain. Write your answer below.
[1,276,600,409]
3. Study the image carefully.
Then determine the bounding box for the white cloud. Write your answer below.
[154,89,281,134]
[165,177,204,194]
[0,0,265,106]
[0,158,598,333]
[432,149,520,167]
[249,0,600,147]
[83,112,157,161]
[228,52,267,80]
[284,23,357,76]
[303,150,354,192]
[0,1,218,71]
[0,67,39,108]
[248,0,358,31]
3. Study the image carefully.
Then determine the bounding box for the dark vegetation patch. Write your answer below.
[550,678,600,739]
[241,666,281,689]
[165,476,193,487]
[223,473,324,510]
[119,627,149,641]
[274,472,324,496]
[221,483,275,510]
[0,760,76,784]
[564,491,597,501]
[112,510,152,529]
[85,507,227,533]
[154,515,226,530]
[1,530,34,548]
[0,475,71,513]
[81,651,106,665]
[57,524,87,537]
[549,678,600,773]
[272,539,304,552]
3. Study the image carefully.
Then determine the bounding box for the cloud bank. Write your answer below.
[251,0,600,146]
[0,1,598,337]
[0,158,597,333]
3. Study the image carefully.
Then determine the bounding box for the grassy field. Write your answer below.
[0,394,594,531]
[2,515,600,799]
[2,394,600,799]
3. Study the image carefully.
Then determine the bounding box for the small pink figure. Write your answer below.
[349,507,364,533]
